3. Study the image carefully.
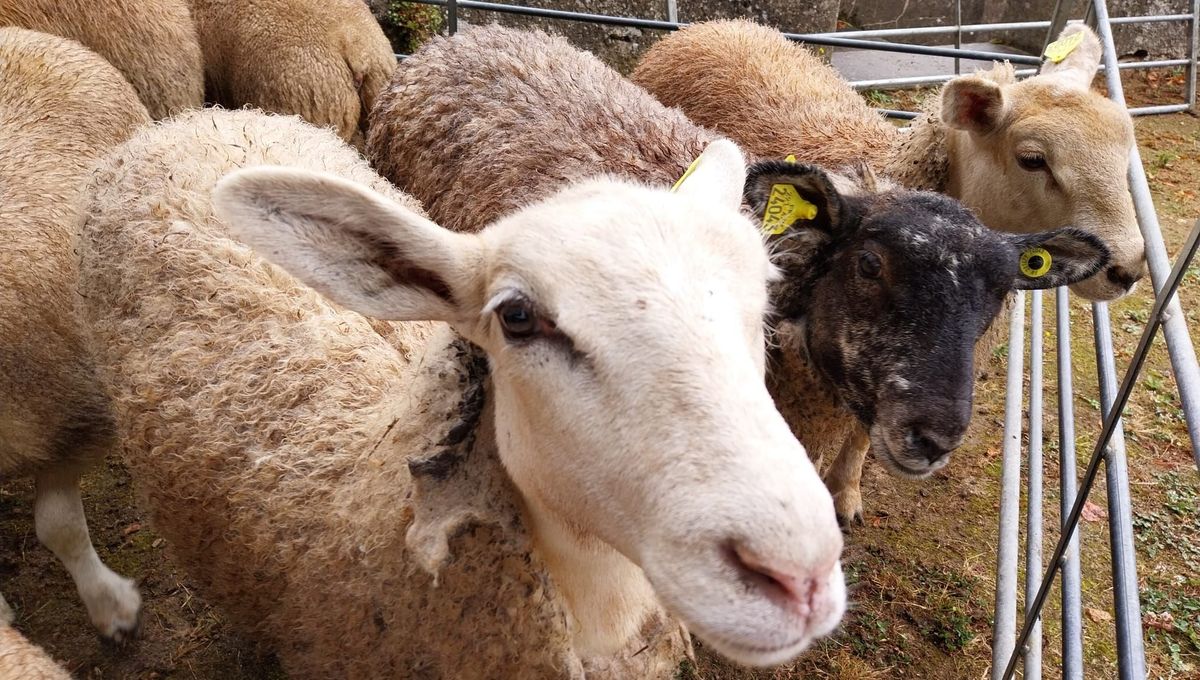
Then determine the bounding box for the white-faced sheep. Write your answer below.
[367,25,1110,526]
[633,20,1144,302]
[0,27,149,641]
[0,0,203,119]
[0,624,71,680]
[75,106,848,676]
[186,0,397,148]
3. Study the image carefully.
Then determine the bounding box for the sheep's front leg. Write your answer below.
[0,594,13,625]
[34,468,140,642]
[823,426,870,528]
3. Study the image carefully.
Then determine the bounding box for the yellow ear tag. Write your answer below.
[1020,247,1053,277]
[761,154,819,236]
[1044,31,1084,64]
[670,155,703,193]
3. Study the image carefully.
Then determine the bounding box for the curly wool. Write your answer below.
[0,0,202,119]
[77,108,684,679]
[187,0,397,148]
[0,625,71,680]
[0,27,149,477]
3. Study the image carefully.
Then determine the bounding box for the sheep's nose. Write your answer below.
[728,541,833,619]
[905,422,963,465]
[1107,264,1144,291]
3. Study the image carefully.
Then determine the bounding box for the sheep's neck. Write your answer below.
[524,498,659,657]
[880,106,952,193]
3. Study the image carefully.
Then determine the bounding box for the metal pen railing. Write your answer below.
[395,2,1200,676]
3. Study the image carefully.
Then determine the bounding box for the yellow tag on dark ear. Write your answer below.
[670,155,703,193]
[761,154,818,235]
[1044,31,1084,63]
[1020,247,1053,277]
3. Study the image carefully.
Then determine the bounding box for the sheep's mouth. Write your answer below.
[868,427,943,480]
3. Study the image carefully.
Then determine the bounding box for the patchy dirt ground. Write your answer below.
[2,70,1197,679]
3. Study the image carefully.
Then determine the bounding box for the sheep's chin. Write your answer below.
[868,425,945,480]
[641,556,846,668]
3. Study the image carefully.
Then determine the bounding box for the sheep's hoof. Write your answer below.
[833,490,864,530]
[88,575,143,646]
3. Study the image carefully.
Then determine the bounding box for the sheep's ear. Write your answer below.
[1007,228,1110,290]
[942,75,1008,135]
[743,160,846,236]
[1039,24,1102,90]
[672,138,747,210]
[213,167,481,323]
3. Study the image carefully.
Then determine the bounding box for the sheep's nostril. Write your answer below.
[728,542,812,608]
[907,425,957,465]
[1106,265,1144,291]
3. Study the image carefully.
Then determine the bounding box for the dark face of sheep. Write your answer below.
[745,161,1110,478]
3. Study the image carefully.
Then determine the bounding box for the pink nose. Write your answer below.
[729,542,830,619]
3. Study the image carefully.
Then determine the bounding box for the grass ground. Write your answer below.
[1,73,1197,679]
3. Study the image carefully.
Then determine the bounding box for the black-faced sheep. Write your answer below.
[0,0,203,119]
[368,25,1110,525]
[0,26,150,641]
[186,0,397,148]
[633,20,1144,302]
[76,107,846,676]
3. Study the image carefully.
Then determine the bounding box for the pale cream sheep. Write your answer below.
[0,26,149,641]
[633,20,1144,302]
[77,107,847,676]
[186,0,397,148]
[0,624,71,680]
[0,0,203,118]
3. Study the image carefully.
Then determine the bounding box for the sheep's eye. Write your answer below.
[858,251,882,279]
[497,299,540,340]
[1017,153,1047,171]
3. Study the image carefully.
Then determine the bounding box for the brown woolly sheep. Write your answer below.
[186,0,397,148]
[0,27,149,641]
[368,25,1108,527]
[633,20,1144,302]
[0,0,203,119]
[0,624,71,680]
[76,107,849,675]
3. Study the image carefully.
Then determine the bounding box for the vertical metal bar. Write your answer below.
[955,0,963,75]
[666,0,678,24]
[992,291,1027,680]
[1189,0,1198,112]
[448,0,458,34]
[1091,302,1148,680]
[1056,287,1084,680]
[1093,0,1200,464]
[1043,0,1074,53]
[1024,290,1045,680]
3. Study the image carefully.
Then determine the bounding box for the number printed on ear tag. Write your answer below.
[761,154,818,236]
[1044,31,1084,63]
[1020,247,1053,277]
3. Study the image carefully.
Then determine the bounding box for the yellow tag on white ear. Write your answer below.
[1020,247,1053,277]
[670,155,703,193]
[761,154,818,235]
[1044,31,1084,64]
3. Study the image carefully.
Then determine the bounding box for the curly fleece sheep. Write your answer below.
[633,20,1144,302]
[0,27,149,641]
[186,0,396,147]
[368,25,1109,525]
[0,0,203,118]
[0,624,70,680]
[75,107,850,676]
